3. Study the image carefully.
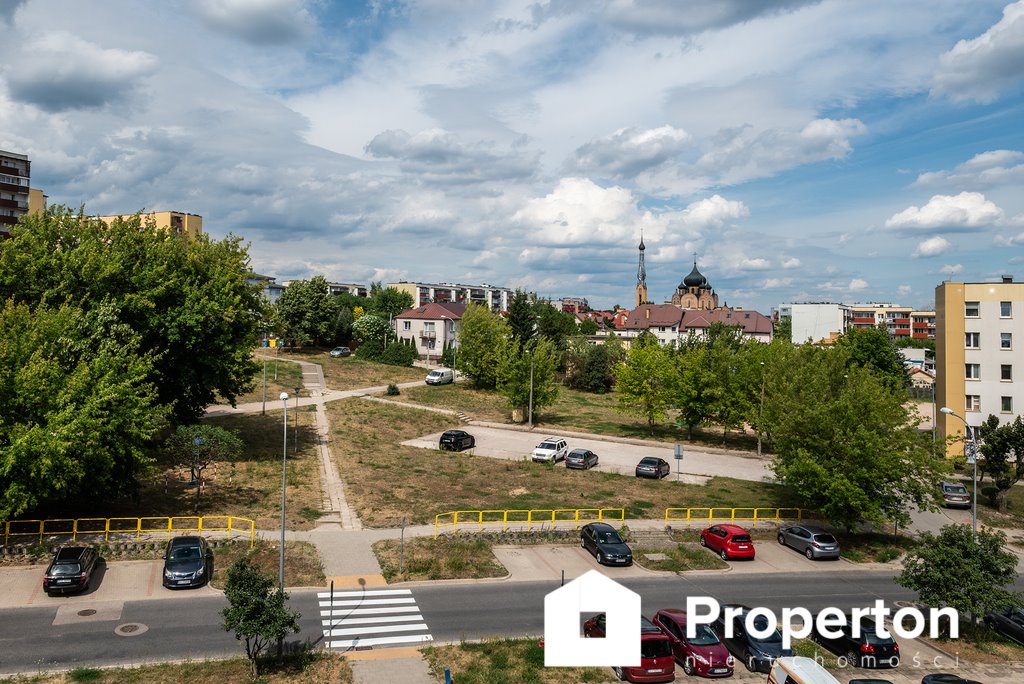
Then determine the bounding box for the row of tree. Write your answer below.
[0,208,265,518]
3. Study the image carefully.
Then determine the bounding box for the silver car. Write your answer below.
[777,524,841,560]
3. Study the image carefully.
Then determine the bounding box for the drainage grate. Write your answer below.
[77,609,97,617]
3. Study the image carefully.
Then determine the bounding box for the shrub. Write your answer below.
[380,341,416,366]
[386,384,400,396]
[355,339,384,361]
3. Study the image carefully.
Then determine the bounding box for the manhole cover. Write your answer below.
[77,609,97,617]
[114,623,149,637]
[893,600,914,608]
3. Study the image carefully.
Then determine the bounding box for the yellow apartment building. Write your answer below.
[98,211,203,239]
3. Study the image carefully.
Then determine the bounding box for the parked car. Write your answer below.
[635,457,670,479]
[920,675,983,684]
[652,608,734,678]
[582,613,675,683]
[777,524,841,560]
[580,522,633,566]
[329,346,351,357]
[425,367,455,385]
[565,448,599,470]
[940,481,971,509]
[711,603,792,672]
[439,429,475,451]
[699,524,755,560]
[532,437,569,464]
[983,605,1024,645]
[767,656,841,684]
[810,614,899,668]
[162,536,214,589]
[42,546,100,595]
[848,679,896,684]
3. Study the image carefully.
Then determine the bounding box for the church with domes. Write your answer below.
[670,261,718,310]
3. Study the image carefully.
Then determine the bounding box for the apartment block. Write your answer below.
[936,276,1024,457]
[389,281,511,311]
[776,303,852,344]
[0,150,31,237]
[327,282,368,297]
[98,211,203,239]
[555,296,589,313]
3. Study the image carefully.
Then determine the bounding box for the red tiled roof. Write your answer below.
[395,302,467,320]
[623,304,684,329]
[681,308,772,335]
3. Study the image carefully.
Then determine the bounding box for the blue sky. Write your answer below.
[2,0,1023,312]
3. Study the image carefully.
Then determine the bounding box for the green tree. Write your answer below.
[563,339,615,393]
[578,318,599,335]
[506,289,535,350]
[0,300,164,518]
[536,301,577,355]
[351,313,391,346]
[834,326,908,393]
[222,558,301,678]
[773,315,792,343]
[164,424,243,483]
[275,276,340,347]
[0,208,264,424]
[366,286,413,320]
[496,337,559,420]
[765,345,945,530]
[615,342,675,428]
[456,304,507,389]
[334,305,355,343]
[978,414,1024,513]
[897,524,1020,624]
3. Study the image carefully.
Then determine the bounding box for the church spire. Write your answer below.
[635,230,648,307]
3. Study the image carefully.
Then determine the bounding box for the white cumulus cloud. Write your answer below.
[567,125,691,178]
[914,236,952,257]
[885,192,1003,232]
[932,0,1024,103]
[940,264,964,275]
[914,149,1024,188]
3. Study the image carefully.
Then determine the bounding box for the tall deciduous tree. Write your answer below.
[222,558,301,678]
[496,337,559,420]
[0,300,165,518]
[834,326,909,393]
[366,286,413,320]
[455,303,507,389]
[764,345,944,530]
[275,275,340,347]
[897,524,1020,624]
[978,414,1024,513]
[0,208,265,424]
[615,342,676,428]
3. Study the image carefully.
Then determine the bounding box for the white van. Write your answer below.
[767,656,840,684]
[425,367,455,385]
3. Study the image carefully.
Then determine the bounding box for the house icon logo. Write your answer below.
[543,570,641,667]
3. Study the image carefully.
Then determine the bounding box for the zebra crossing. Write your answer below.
[318,588,434,650]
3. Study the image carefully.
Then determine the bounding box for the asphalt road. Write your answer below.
[5,570,1014,674]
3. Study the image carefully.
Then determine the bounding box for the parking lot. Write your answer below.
[402,426,773,484]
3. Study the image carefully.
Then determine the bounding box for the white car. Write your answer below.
[531,437,568,464]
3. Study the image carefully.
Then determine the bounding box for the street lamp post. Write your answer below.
[279,392,289,594]
[528,350,534,428]
[940,406,979,540]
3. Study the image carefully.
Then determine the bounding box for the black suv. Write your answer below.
[711,603,793,672]
[43,546,100,595]
[580,522,633,566]
[162,536,213,589]
[439,429,475,451]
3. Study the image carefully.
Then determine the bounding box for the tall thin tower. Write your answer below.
[635,231,648,307]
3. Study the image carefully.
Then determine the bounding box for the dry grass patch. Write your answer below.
[424,638,617,684]
[633,543,729,572]
[282,348,425,389]
[212,538,325,588]
[373,536,506,582]
[6,652,352,684]
[220,354,305,405]
[37,409,323,531]
[325,398,797,528]
[920,623,1024,665]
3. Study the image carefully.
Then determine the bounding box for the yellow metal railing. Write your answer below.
[663,507,803,526]
[1,516,256,547]
[434,508,625,538]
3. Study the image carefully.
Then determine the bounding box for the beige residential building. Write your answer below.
[98,211,203,239]
[0,150,31,237]
[936,276,1024,457]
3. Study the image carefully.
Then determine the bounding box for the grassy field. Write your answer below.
[395,383,761,450]
[225,354,306,405]
[424,638,617,684]
[373,536,507,582]
[280,348,426,389]
[33,409,324,532]
[5,652,352,683]
[324,398,796,528]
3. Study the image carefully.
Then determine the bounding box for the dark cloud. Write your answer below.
[604,0,820,36]
[0,0,26,24]
[566,125,691,178]
[190,0,314,45]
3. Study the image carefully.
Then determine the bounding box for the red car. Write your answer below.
[583,613,676,683]
[699,524,755,560]
[652,609,734,678]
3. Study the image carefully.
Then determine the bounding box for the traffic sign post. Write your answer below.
[674,444,683,481]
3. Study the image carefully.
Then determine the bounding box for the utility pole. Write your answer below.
[528,350,534,428]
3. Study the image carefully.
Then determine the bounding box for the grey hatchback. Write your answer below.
[162,536,213,589]
[777,524,841,560]
[565,448,598,470]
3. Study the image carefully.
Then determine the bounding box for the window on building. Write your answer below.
[965,301,980,317]
[966,395,981,412]
[965,363,981,380]
[965,332,980,348]
[1002,332,1013,349]
[1001,301,1012,318]
[1003,364,1013,381]
[1002,397,1014,413]
[423,322,435,332]
[403,321,411,331]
